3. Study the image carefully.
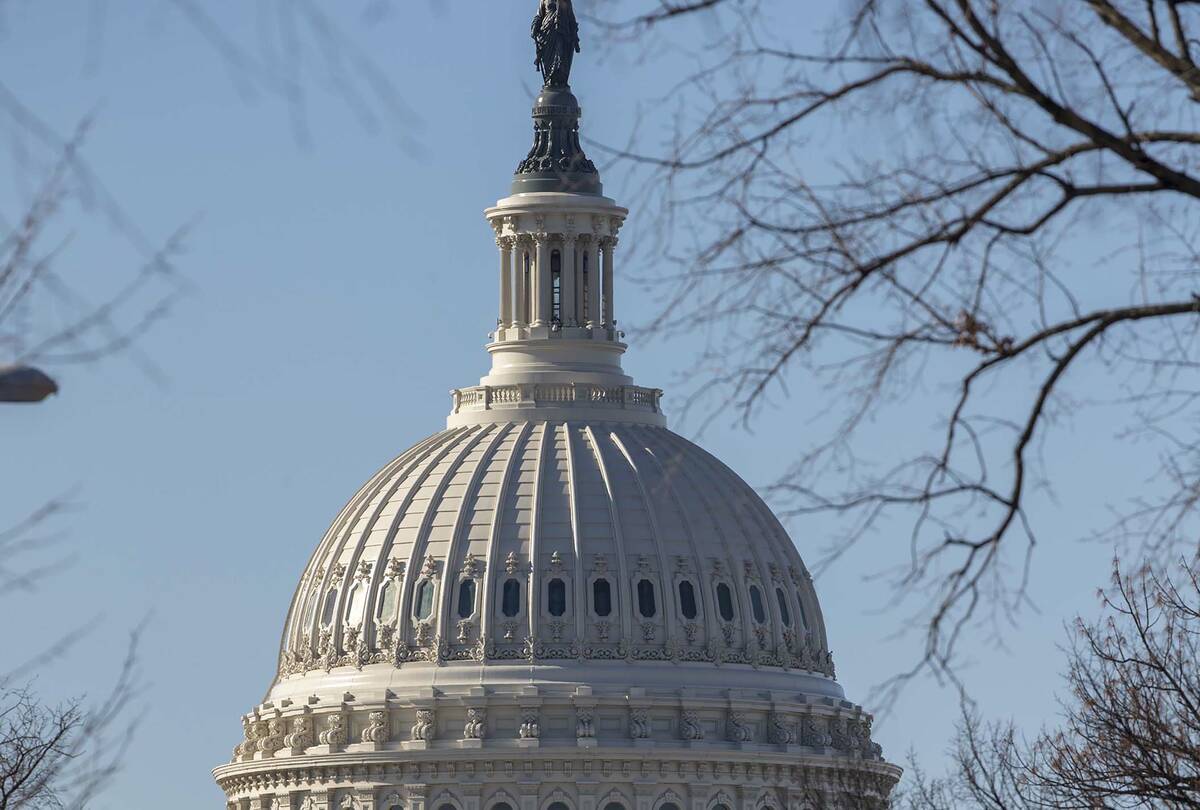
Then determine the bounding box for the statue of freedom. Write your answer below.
[532,0,580,87]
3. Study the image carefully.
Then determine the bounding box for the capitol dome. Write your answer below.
[214,6,900,808]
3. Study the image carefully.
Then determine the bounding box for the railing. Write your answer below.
[450,383,664,415]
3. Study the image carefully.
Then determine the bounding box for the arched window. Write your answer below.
[548,578,567,617]
[603,803,624,810]
[550,249,562,324]
[637,579,657,618]
[775,587,791,627]
[344,582,366,625]
[716,583,735,622]
[320,588,339,626]
[501,579,521,617]
[548,803,571,810]
[678,581,698,620]
[492,804,514,810]
[413,580,435,621]
[457,579,476,619]
[376,580,399,624]
[749,584,767,624]
[592,578,612,617]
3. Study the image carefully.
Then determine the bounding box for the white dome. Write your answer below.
[214,26,900,807]
[274,420,836,695]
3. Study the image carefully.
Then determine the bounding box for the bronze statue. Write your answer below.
[532,0,580,87]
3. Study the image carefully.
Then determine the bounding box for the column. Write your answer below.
[498,237,513,328]
[533,235,552,327]
[561,234,577,326]
[586,237,601,328]
[602,237,616,328]
[513,239,528,327]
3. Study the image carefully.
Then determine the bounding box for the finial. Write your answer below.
[532,0,581,88]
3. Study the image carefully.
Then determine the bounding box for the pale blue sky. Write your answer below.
[1,3,1141,807]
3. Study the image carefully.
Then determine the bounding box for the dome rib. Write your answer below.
[396,425,496,652]
[434,423,512,652]
[609,428,680,645]
[560,423,587,643]
[478,422,533,649]
[583,424,635,643]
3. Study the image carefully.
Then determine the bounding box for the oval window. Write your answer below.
[320,588,339,627]
[716,583,735,622]
[502,578,521,617]
[678,580,698,620]
[344,582,366,625]
[413,580,435,620]
[637,579,657,618]
[776,588,792,627]
[592,578,612,617]
[749,584,767,624]
[457,579,476,619]
[376,580,399,624]
[548,578,567,617]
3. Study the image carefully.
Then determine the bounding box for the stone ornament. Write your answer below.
[464,708,487,740]
[768,712,794,745]
[727,711,754,743]
[317,714,346,747]
[284,716,312,751]
[629,708,651,740]
[361,711,389,744]
[679,711,704,741]
[575,707,594,739]
[519,708,540,739]
[411,709,436,742]
[257,718,285,755]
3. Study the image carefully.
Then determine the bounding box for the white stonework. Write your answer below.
[213,31,900,810]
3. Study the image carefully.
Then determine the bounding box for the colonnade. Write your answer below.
[496,233,616,332]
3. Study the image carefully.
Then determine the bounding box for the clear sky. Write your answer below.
[1,2,1140,807]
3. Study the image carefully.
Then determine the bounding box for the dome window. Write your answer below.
[716,583,735,622]
[303,587,320,629]
[376,580,399,624]
[548,802,571,810]
[637,579,657,618]
[547,578,567,617]
[344,582,366,626]
[660,804,682,810]
[592,578,612,617]
[501,578,521,617]
[493,804,514,810]
[457,579,476,619]
[749,584,767,624]
[678,580,698,620]
[413,580,435,621]
[603,803,624,810]
[775,587,792,627]
[320,588,339,627]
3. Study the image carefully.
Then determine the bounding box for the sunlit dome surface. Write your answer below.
[274,419,836,697]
